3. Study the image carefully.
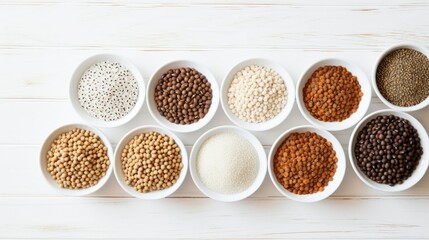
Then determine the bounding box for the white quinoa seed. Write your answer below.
[227,65,288,123]
[196,132,259,194]
[78,61,139,121]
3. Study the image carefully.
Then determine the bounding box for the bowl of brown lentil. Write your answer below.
[113,125,188,199]
[373,43,429,112]
[349,109,429,192]
[268,125,346,202]
[146,60,219,133]
[296,58,372,131]
[221,58,295,131]
[39,124,114,196]
[69,54,146,128]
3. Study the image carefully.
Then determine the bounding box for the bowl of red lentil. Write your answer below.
[296,58,372,131]
[39,124,114,196]
[113,125,188,200]
[268,125,346,202]
[146,60,219,133]
[372,43,429,112]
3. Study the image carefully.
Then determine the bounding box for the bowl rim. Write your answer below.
[372,42,429,112]
[268,125,346,202]
[296,58,372,131]
[113,125,188,200]
[348,109,429,192]
[220,58,296,132]
[146,59,219,133]
[69,53,146,128]
[39,123,114,196]
[189,125,267,202]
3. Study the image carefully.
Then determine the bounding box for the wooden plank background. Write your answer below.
[1,0,429,238]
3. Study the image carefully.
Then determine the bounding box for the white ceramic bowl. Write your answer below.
[189,126,267,202]
[349,109,429,192]
[221,58,295,131]
[69,54,145,128]
[268,125,346,202]
[146,60,219,133]
[114,125,188,200]
[296,58,372,131]
[372,43,429,112]
[39,124,114,196]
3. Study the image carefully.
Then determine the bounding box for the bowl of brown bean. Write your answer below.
[39,124,114,196]
[296,58,372,131]
[349,109,429,192]
[113,125,188,199]
[147,60,219,133]
[268,125,346,202]
[372,43,429,112]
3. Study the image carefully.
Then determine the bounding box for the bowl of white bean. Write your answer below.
[221,58,295,132]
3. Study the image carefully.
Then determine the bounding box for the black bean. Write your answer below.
[354,115,422,186]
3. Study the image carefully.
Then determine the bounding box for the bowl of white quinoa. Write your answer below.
[221,58,295,131]
[69,54,145,128]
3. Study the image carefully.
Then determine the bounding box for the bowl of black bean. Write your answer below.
[349,109,429,192]
[147,60,219,133]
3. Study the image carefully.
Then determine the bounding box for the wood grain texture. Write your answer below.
[1,197,429,239]
[1,0,429,238]
[0,3,428,50]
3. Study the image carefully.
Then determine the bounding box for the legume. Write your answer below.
[227,65,288,123]
[121,131,183,193]
[46,128,110,189]
[154,68,212,125]
[303,66,363,122]
[354,115,423,186]
[273,132,337,195]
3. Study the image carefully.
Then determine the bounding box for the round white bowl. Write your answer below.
[39,124,114,196]
[189,126,267,202]
[221,58,295,131]
[268,125,346,202]
[69,54,145,128]
[113,125,188,200]
[348,109,429,192]
[146,60,219,133]
[296,58,372,131]
[372,43,429,112]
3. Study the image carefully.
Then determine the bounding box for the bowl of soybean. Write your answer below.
[373,43,429,112]
[268,125,346,202]
[146,60,219,133]
[113,125,188,200]
[296,58,372,131]
[349,109,429,192]
[39,124,114,196]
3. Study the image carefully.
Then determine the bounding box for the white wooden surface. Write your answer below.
[1,1,429,239]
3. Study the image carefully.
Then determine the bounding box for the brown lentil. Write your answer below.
[155,68,212,125]
[121,131,183,193]
[376,48,429,107]
[303,66,363,122]
[46,128,110,189]
[354,115,423,186]
[273,132,338,195]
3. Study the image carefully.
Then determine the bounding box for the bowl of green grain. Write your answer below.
[373,43,429,112]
